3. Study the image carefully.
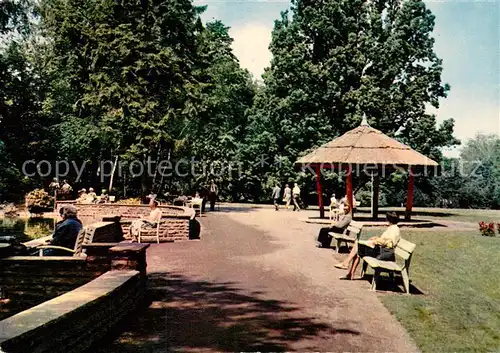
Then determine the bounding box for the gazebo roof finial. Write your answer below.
[360,113,369,126]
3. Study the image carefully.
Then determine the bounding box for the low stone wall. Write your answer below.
[0,256,110,315]
[0,240,149,318]
[0,270,146,353]
[56,201,196,242]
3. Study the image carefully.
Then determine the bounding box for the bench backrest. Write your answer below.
[73,227,94,256]
[343,221,363,240]
[395,238,416,271]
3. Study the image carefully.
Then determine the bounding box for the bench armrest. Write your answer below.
[35,245,75,256]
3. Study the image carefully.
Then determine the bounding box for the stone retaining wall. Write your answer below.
[56,201,196,242]
[0,270,146,353]
[0,257,110,316]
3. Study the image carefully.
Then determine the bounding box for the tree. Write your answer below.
[459,134,500,208]
[245,0,458,201]
[39,0,205,193]
[186,20,256,200]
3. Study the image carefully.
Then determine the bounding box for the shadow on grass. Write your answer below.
[359,274,425,295]
[95,273,359,352]
[355,208,460,219]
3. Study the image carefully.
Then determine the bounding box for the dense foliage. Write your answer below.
[0,0,498,209]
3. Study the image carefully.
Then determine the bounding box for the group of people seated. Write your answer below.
[316,204,400,280]
[173,192,203,206]
[76,188,109,204]
[39,200,163,254]
[329,193,357,213]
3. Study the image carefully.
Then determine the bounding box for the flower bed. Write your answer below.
[478,221,498,237]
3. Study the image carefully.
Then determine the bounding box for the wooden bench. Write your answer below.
[34,222,116,256]
[360,238,416,294]
[329,220,363,253]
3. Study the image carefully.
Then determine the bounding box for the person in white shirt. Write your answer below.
[334,212,401,280]
[130,201,162,242]
[283,184,292,209]
[292,183,302,211]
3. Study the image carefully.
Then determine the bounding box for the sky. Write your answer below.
[193,0,500,157]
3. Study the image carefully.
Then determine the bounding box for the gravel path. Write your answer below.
[98,208,418,352]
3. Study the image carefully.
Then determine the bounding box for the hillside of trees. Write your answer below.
[1,0,499,208]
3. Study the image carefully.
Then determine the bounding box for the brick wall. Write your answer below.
[0,257,110,319]
[57,202,195,241]
[0,271,145,353]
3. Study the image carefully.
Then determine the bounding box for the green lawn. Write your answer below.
[362,229,500,352]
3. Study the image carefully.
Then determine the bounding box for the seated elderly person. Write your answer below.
[83,187,97,204]
[316,204,352,248]
[97,189,109,204]
[334,211,400,280]
[41,205,83,256]
[130,201,162,242]
[76,188,87,203]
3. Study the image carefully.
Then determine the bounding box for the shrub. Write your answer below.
[1,203,18,216]
[478,221,496,237]
[25,189,53,212]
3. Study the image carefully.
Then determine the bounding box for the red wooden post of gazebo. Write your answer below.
[315,165,324,218]
[405,168,415,220]
[345,165,354,214]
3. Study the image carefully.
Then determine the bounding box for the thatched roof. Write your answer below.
[295,123,438,167]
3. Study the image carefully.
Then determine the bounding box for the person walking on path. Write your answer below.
[283,184,292,210]
[272,184,281,211]
[292,183,302,211]
[316,204,352,248]
[209,180,218,211]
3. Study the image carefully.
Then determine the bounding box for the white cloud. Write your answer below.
[230,23,273,80]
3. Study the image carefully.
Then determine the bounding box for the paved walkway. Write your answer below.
[98,208,418,352]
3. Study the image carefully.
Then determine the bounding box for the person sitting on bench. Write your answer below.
[334,211,400,279]
[315,204,352,248]
[130,201,162,242]
[43,205,83,256]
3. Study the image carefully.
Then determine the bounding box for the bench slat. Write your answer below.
[395,247,411,260]
[345,226,361,234]
[364,256,403,271]
[332,234,356,242]
[397,238,416,254]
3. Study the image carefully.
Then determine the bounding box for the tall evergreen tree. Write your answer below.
[39,0,204,192]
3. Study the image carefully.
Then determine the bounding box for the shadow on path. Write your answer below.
[97,272,359,352]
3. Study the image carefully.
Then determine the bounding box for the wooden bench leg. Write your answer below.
[371,269,379,291]
[361,260,368,278]
[401,269,410,295]
[336,239,341,253]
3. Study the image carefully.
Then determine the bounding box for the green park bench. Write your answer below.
[35,222,117,256]
[360,238,417,294]
[329,220,363,253]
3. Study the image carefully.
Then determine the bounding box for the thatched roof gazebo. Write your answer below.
[295,118,439,220]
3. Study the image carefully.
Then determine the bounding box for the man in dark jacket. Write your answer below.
[315,204,352,248]
[44,205,83,255]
